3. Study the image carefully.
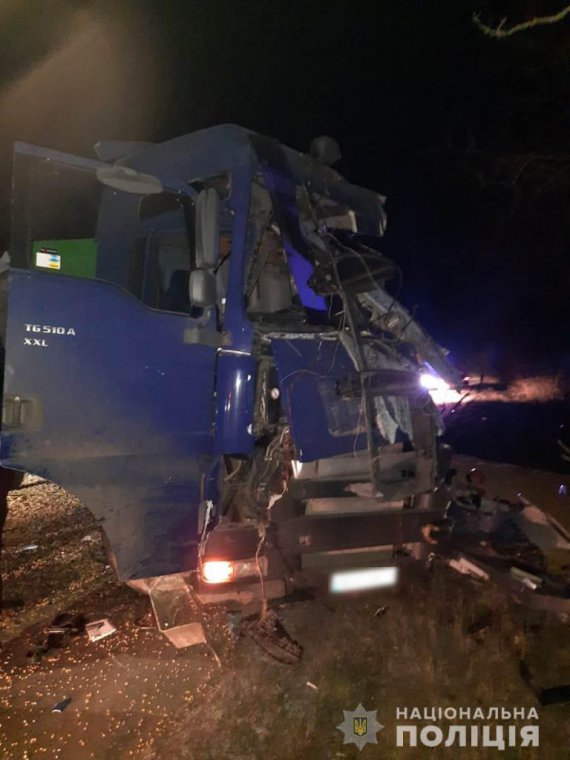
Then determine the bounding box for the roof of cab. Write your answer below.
[102,124,386,234]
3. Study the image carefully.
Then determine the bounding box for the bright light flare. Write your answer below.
[420,372,462,405]
[420,372,448,391]
[201,560,234,584]
[329,566,398,594]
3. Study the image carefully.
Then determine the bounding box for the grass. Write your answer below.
[150,568,568,759]
[2,470,569,758]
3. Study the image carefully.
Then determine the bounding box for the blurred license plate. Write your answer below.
[329,566,398,594]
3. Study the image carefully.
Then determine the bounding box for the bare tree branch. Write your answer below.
[473,5,570,38]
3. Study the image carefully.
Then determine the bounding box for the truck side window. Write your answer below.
[129,192,200,316]
[10,155,102,276]
[156,233,194,313]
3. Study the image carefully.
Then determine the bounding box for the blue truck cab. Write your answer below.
[0,125,460,602]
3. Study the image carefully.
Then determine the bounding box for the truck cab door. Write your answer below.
[0,143,220,581]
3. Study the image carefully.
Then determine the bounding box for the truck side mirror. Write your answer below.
[189,269,217,308]
[195,188,220,269]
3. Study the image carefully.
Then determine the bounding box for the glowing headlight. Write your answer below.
[201,560,234,584]
[201,558,265,585]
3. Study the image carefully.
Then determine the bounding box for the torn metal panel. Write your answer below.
[249,133,326,311]
[435,497,570,616]
[447,556,490,581]
[291,444,406,481]
[515,498,570,551]
[339,330,418,444]
[359,289,462,388]
[271,334,367,461]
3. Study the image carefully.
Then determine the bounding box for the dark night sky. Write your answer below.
[0,0,568,376]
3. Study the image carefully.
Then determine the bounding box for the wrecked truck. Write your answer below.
[0,125,461,609]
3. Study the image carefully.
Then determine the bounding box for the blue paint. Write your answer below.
[2,125,391,580]
[1,270,218,579]
[271,337,368,461]
[214,352,256,455]
[250,133,327,311]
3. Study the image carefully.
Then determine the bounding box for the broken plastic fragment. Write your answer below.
[52,697,72,713]
[81,533,100,543]
[85,619,117,642]
[510,567,542,591]
[447,556,489,582]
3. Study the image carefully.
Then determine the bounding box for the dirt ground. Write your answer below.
[0,457,569,759]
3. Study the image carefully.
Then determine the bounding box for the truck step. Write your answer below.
[277,508,444,555]
[291,450,416,484]
[289,476,415,503]
[306,497,404,515]
[288,478,371,501]
[301,545,394,570]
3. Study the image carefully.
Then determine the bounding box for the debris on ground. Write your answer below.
[537,684,570,706]
[149,574,207,648]
[51,697,72,713]
[447,556,490,582]
[421,520,452,544]
[225,611,242,637]
[1,460,569,758]
[1,480,110,641]
[519,660,570,706]
[510,566,543,591]
[134,608,156,630]
[431,493,570,617]
[241,609,303,664]
[85,618,117,642]
[27,613,86,662]
[81,533,100,543]
[466,608,494,637]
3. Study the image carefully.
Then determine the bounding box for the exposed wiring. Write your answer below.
[223,459,243,482]
[300,195,405,351]
[322,229,402,300]
[245,211,277,299]
[263,425,290,461]
[255,472,289,619]
[255,522,268,618]
[197,499,214,564]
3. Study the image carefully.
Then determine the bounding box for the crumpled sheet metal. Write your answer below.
[339,330,417,444]
[515,497,570,552]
